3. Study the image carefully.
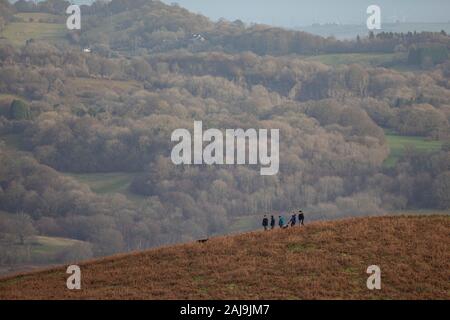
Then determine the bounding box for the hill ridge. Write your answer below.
[0,215,449,300]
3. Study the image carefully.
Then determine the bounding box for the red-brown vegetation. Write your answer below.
[0,215,449,300]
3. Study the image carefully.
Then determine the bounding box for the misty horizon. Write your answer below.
[161,0,450,28]
[8,1,450,27]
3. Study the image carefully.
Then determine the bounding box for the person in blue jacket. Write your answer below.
[278,215,285,228]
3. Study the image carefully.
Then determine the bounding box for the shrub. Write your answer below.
[9,100,31,120]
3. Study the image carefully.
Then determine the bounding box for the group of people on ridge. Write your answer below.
[262,210,305,231]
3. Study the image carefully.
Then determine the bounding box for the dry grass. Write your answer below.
[66,78,143,96]
[0,215,448,300]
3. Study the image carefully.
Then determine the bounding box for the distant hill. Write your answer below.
[298,22,450,40]
[0,215,448,300]
[8,0,96,4]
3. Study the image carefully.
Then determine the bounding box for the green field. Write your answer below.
[66,172,149,205]
[29,236,85,259]
[0,235,87,275]
[384,133,443,167]
[0,232,85,269]
[1,15,66,46]
[66,172,138,194]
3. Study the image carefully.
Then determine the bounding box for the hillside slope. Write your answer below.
[0,215,449,300]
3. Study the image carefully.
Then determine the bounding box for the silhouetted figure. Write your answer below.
[289,214,296,227]
[298,210,305,226]
[262,215,269,231]
[278,216,285,228]
[270,215,276,230]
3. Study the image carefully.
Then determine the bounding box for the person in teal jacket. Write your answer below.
[278,216,285,228]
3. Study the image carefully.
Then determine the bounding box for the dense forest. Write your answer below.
[0,0,449,271]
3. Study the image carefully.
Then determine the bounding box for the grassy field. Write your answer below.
[1,22,66,46]
[68,78,143,91]
[65,172,148,205]
[0,215,448,299]
[0,235,86,276]
[1,12,66,46]
[389,209,450,216]
[66,77,143,98]
[66,172,138,194]
[29,236,85,259]
[384,133,443,167]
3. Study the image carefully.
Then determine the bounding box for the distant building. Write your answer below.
[83,48,92,53]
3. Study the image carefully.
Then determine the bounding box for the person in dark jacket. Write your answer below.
[262,215,269,231]
[270,215,276,230]
[298,210,305,226]
[289,214,296,227]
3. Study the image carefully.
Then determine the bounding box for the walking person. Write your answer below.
[289,214,296,227]
[270,215,276,230]
[262,215,269,231]
[278,215,285,229]
[298,210,305,226]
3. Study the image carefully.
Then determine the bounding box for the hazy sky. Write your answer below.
[161,0,450,27]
